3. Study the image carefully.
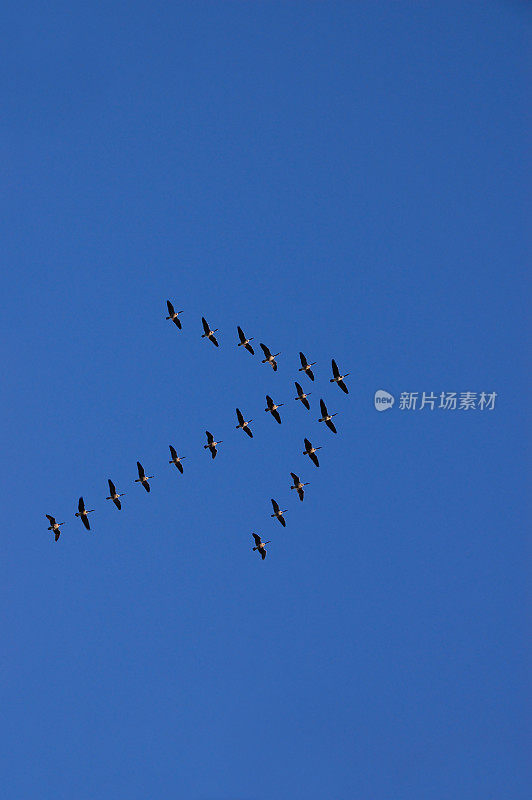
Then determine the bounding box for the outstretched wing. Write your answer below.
[271,359,278,372]
[113,497,122,510]
[82,513,90,530]
[206,431,214,444]
[108,478,116,495]
[260,548,266,559]
[260,342,271,359]
[174,316,182,329]
[295,381,303,396]
[291,472,300,483]
[310,452,320,468]
[302,397,310,410]
[202,316,210,335]
[211,446,217,459]
[167,299,175,316]
[307,368,315,381]
[55,530,61,541]
[210,334,219,347]
[279,516,286,528]
[176,461,184,474]
[46,514,55,524]
[137,461,145,479]
[265,395,273,409]
[78,496,85,513]
[332,359,340,378]
[297,488,305,501]
[169,445,177,460]
[244,426,253,438]
[304,437,312,451]
[272,409,282,424]
[271,498,280,514]
[338,380,349,394]
[245,343,255,355]
[236,408,245,426]
[252,533,262,546]
[326,419,337,434]
[237,325,246,343]
[320,398,328,416]
[299,352,308,368]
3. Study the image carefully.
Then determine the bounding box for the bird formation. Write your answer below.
[45,301,350,558]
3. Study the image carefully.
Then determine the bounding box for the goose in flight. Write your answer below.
[265,394,283,424]
[201,316,219,347]
[260,343,280,371]
[270,498,287,527]
[204,430,222,459]
[237,326,254,355]
[290,472,309,501]
[106,479,125,509]
[75,496,94,530]
[135,461,154,492]
[45,514,64,541]
[299,352,316,381]
[318,399,338,433]
[252,532,270,560]
[294,381,311,410]
[236,408,253,438]
[165,300,183,329]
[330,359,349,394]
[303,438,321,467]
[169,445,185,474]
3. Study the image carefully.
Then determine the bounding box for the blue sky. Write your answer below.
[1,2,529,798]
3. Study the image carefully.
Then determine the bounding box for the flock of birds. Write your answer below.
[45,300,350,560]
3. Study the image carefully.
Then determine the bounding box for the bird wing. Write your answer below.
[143,481,151,492]
[108,478,116,494]
[206,430,214,444]
[320,398,328,416]
[271,498,279,513]
[299,352,308,368]
[244,426,253,438]
[55,530,60,541]
[307,368,315,381]
[291,472,299,483]
[167,300,174,316]
[211,446,217,459]
[78,496,85,513]
[279,516,286,527]
[295,381,303,396]
[177,461,183,474]
[338,380,349,394]
[304,438,312,450]
[82,514,90,530]
[297,488,304,501]
[245,343,255,355]
[174,317,182,329]
[202,316,210,334]
[46,514,55,524]
[252,533,262,546]
[261,548,266,559]
[310,452,320,468]
[260,343,271,358]
[137,461,145,478]
[237,325,245,343]
[236,408,244,426]
[265,395,273,409]
[332,359,340,378]
[114,498,122,510]
[272,360,278,371]
[326,419,337,434]
[302,397,310,410]
[210,334,219,347]
[169,445,177,460]
[272,409,282,424]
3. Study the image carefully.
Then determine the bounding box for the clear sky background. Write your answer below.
[1,2,529,798]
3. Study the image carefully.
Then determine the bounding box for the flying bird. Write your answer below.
[318,399,338,433]
[299,352,316,381]
[265,394,283,424]
[303,438,321,467]
[165,300,183,329]
[45,514,64,541]
[260,343,280,371]
[75,496,94,530]
[290,472,309,501]
[201,316,219,347]
[252,532,270,560]
[106,479,125,509]
[237,325,254,355]
[204,430,222,459]
[270,498,287,527]
[168,445,185,474]
[135,461,154,492]
[330,359,349,394]
[235,408,253,438]
[294,381,311,410]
